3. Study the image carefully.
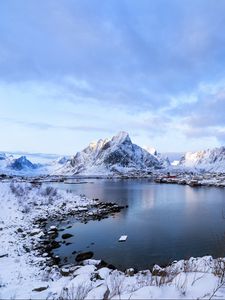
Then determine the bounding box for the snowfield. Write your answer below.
[1,181,225,299]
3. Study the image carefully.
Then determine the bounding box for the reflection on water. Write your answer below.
[51,179,225,270]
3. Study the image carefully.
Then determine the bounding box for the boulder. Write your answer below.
[75,251,94,262]
[32,285,49,292]
[62,233,74,239]
[61,267,70,276]
[125,268,135,276]
[30,229,41,236]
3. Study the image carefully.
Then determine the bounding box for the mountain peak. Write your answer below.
[55,131,165,175]
[9,156,36,171]
[111,131,131,145]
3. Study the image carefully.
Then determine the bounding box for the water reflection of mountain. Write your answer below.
[52,179,225,270]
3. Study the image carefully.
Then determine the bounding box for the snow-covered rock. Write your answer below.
[179,146,225,172]
[55,132,165,175]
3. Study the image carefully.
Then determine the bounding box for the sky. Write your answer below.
[1,0,225,155]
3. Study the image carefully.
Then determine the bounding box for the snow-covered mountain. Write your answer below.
[55,131,167,175]
[8,156,38,171]
[0,151,68,175]
[179,146,225,172]
[0,154,39,175]
[144,146,170,168]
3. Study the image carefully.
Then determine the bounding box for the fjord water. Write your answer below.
[53,179,225,270]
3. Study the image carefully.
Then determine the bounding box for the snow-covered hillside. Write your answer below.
[55,132,166,176]
[179,147,225,172]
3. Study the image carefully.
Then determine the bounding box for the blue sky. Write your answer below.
[1,0,225,155]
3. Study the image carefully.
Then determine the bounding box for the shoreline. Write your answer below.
[1,180,225,299]
[2,169,225,188]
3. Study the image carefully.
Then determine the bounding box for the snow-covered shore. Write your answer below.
[1,181,225,299]
[154,171,225,188]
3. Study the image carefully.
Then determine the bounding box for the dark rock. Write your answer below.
[96,260,108,269]
[125,268,135,276]
[50,241,61,249]
[75,251,94,262]
[0,253,8,258]
[152,268,167,277]
[107,264,116,270]
[23,245,30,253]
[52,256,61,264]
[62,233,74,239]
[32,285,49,292]
[103,287,110,300]
[37,217,48,223]
[61,267,70,276]
[58,228,65,232]
[94,272,104,280]
[30,229,41,236]
[48,231,58,239]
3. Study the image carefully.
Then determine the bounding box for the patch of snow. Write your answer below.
[118,235,128,242]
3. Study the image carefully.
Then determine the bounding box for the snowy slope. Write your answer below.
[55,132,166,175]
[179,146,225,172]
[144,146,170,168]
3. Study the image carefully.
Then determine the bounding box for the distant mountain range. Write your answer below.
[0,152,66,175]
[179,147,225,173]
[1,133,225,176]
[0,154,37,175]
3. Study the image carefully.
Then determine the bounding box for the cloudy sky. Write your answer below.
[1,0,225,155]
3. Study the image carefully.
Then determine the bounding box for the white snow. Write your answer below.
[118,235,128,242]
[171,160,180,166]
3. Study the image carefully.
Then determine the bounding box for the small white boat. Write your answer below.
[118,235,128,242]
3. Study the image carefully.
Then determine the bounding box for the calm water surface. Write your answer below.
[51,179,225,270]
